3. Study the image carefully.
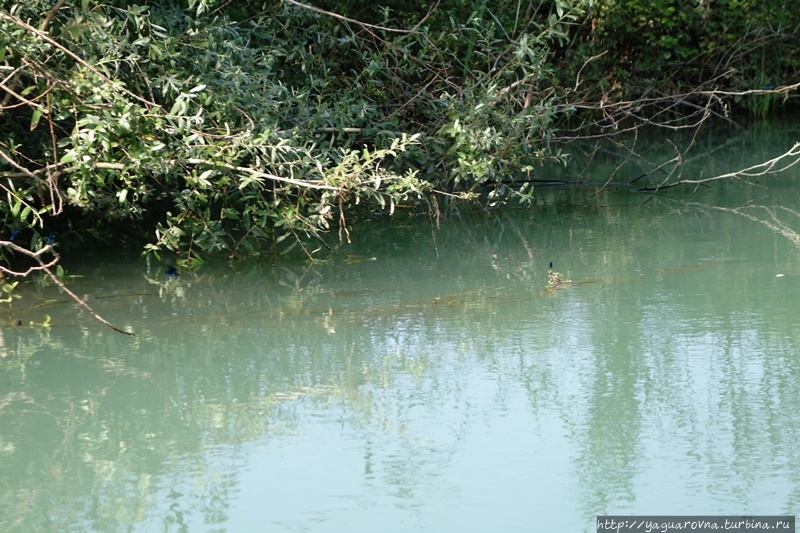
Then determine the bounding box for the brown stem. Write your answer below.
[0,241,134,336]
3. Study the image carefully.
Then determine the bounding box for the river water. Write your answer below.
[1,121,799,532]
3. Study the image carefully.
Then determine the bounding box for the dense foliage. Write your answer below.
[0,0,796,268]
[566,0,800,118]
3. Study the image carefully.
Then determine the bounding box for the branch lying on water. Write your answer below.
[556,71,800,196]
[0,240,134,336]
[632,141,800,192]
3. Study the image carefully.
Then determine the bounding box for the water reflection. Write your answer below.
[2,124,800,531]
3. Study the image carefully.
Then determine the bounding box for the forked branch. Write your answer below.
[634,142,800,192]
[0,241,134,336]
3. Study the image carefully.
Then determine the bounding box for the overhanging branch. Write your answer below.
[0,241,134,336]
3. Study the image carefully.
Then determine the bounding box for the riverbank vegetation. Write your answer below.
[2,0,799,275]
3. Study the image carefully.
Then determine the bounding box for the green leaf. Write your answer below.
[30,108,42,131]
[10,197,21,218]
[169,99,187,116]
[2,281,19,294]
[150,25,168,38]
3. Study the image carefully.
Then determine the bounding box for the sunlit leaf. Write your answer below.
[30,108,42,131]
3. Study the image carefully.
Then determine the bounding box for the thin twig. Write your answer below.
[184,158,340,190]
[0,12,159,109]
[0,241,134,335]
[284,0,413,34]
[633,142,800,192]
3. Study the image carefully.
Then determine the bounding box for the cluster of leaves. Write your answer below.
[0,0,584,266]
[2,0,794,269]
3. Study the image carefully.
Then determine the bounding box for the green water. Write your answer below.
[2,123,800,532]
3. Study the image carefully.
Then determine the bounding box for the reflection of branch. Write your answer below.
[690,204,800,249]
[0,241,134,335]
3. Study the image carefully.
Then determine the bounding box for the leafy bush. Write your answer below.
[563,0,800,116]
[1,0,577,265]
[2,0,794,269]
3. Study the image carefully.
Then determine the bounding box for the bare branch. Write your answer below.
[0,241,134,335]
[39,0,67,32]
[574,51,608,91]
[284,0,413,34]
[699,80,800,99]
[554,74,798,142]
[184,158,340,191]
[0,146,46,181]
[633,142,800,192]
[0,241,59,277]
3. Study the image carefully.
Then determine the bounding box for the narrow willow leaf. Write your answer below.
[10,198,21,217]
[30,108,42,131]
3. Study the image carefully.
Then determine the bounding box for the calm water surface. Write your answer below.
[2,123,800,532]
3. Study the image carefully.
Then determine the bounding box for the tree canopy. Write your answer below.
[1,0,798,272]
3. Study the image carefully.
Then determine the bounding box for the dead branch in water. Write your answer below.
[0,240,134,336]
[633,142,800,193]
